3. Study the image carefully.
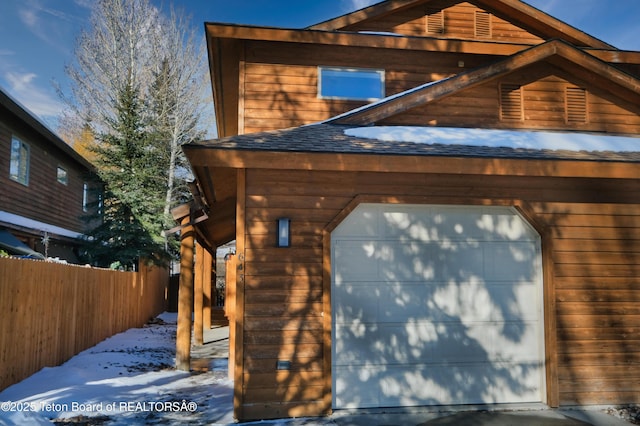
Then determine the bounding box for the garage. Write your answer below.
[331,203,546,409]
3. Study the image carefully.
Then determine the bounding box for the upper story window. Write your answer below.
[10,136,30,186]
[83,182,89,212]
[318,67,385,101]
[57,166,69,185]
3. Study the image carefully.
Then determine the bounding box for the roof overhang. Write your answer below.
[185,143,640,180]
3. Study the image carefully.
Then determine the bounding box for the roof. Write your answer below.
[187,123,640,163]
[308,0,615,50]
[0,88,95,172]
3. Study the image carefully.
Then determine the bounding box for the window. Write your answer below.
[318,67,385,101]
[9,136,29,185]
[83,182,89,212]
[57,166,68,185]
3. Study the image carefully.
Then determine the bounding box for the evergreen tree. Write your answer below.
[81,84,169,269]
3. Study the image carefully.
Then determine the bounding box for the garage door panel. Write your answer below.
[333,283,379,323]
[381,283,434,321]
[334,365,382,408]
[332,204,545,409]
[334,241,379,282]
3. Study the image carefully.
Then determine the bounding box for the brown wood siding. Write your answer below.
[380,69,640,134]
[235,167,640,419]
[343,2,543,44]
[533,202,640,406]
[241,41,500,134]
[241,43,640,136]
[0,119,94,234]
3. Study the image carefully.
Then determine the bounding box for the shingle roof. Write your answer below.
[190,123,640,163]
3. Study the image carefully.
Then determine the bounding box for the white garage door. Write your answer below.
[331,204,545,409]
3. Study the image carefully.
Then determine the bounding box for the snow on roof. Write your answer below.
[0,210,85,240]
[344,126,640,153]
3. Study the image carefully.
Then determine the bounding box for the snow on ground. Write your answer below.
[0,313,235,425]
[344,126,640,152]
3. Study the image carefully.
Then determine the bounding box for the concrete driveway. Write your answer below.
[304,408,632,426]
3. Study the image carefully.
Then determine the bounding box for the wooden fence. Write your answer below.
[0,257,168,391]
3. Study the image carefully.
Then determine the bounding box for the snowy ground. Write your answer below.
[0,313,236,425]
[1,313,637,425]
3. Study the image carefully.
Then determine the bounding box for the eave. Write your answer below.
[0,89,95,172]
[184,145,640,180]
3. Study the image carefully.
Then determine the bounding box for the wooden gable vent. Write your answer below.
[565,86,588,124]
[475,11,492,38]
[500,83,523,121]
[426,9,444,34]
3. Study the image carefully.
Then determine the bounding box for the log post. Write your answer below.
[193,241,204,346]
[176,215,194,371]
[203,247,213,330]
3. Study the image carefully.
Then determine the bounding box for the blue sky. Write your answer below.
[1,0,640,133]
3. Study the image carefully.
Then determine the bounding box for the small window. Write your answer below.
[83,182,89,212]
[9,136,30,186]
[318,67,384,101]
[57,166,68,185]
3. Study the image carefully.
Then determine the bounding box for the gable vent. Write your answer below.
[475,11,492,38]
[426,9,444,34]
[565,86,588,124]
[500,84,523,121]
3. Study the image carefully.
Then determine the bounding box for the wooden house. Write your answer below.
[179,0,640,420]
[0,88,99,262]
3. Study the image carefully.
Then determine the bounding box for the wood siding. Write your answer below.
[0,117,96,234]
[380,65,640,133]
[234,167,640,419]
[239,42,640,136]
[240,41,500,134]
[342,2,544,45]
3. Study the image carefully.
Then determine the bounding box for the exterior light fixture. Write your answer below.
[277,218,291,247]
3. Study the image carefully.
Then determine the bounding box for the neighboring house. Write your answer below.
[0,88,99,263]
[182,0,640,420]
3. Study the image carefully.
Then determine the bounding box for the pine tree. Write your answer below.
[81,84,169,269]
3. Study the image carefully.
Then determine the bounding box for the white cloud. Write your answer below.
[4,71,64,120]
[341,0,382,12]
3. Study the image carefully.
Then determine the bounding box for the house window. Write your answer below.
[57,166,68,185]
[565,86,588,124]
[475,11,492,38]
[500,83,524,121]
[318,67,385,101]
[9,136,30,186]
[426,9,444,34]
[83,182,89,212]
